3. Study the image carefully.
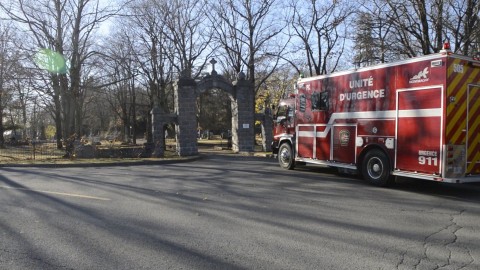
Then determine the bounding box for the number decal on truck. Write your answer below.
[418,150,438,166]
[453,63,464,73]
[419,156,438,166]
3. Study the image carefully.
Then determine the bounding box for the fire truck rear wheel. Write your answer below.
[361,149,391,187]
[278,143,295,170]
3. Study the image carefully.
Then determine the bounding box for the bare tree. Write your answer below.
[208,0,287,95]
[154,0,213,79]
[445,0,480,55]
[364,0,480,58]
[290,0,356,76]
[354,1,398,66]
[128,0,174,111]
[11,71,37,141]
[102,0,214,143]
[1,0,121,151]
[101,29,139,143]
[381,0,445,56]
[0,22,23,147]
[207,0,245,80]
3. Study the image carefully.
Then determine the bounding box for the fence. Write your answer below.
[0,137,235,163]
[0,139,180,163]
[0,140,65,162]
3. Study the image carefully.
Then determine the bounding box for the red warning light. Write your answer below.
[443,41,451,50]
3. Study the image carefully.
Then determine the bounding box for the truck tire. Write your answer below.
[361,149,391,187]
[278,143,295,170]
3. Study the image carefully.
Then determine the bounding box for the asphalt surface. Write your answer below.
[0,153,479,269]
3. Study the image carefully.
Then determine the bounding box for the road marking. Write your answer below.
[0,186,111,201]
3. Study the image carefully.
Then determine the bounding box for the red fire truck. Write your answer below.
[272,44,480,186]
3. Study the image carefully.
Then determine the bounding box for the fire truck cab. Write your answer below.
[272,46,480,186]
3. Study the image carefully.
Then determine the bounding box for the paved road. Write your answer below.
[0,154,479,270]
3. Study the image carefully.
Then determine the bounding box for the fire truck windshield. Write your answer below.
[275,104,293,123]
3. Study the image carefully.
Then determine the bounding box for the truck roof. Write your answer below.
[298,51,479,83]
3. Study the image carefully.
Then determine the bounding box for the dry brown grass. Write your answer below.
[0,137,270,165]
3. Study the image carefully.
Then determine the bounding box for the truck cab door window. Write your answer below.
[312,92,328,111]
[275,105,288,123]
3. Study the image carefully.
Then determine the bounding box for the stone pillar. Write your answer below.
[256,111,273,152]
[151,107,177,157]
[231,99,239,151]
[174,76,198,156]
[151,106,165,157]
[232,73,255,153]
[263,113,273,152]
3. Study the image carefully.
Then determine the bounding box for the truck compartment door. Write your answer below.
[395,87,443,175]
[297,125,314,158]
[332,125,356,164]
[467,85,480,174]
[315,125,330,160]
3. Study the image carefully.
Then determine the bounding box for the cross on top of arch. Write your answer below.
[210,58,218,75]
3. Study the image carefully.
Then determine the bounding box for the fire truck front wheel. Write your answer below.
[361,149,391,187]
[278,143,295,170]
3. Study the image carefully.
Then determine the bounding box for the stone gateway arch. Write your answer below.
[151,60,272,157]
